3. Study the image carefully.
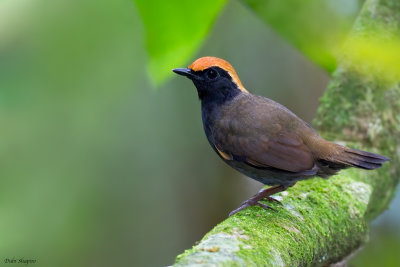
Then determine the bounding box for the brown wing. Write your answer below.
[214,124,315,173]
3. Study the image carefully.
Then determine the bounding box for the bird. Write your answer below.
[172,56,389,216]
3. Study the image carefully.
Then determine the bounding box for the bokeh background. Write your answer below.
[0,0,399,266]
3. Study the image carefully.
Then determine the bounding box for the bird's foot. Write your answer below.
[229,185,289,216]
[228,199,277,217]
[264,196,282,205]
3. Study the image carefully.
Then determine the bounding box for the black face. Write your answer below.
[173,67,241,104]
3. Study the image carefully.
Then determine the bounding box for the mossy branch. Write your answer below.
[173,0,400,266]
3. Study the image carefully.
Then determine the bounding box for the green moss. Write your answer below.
[313,0,400,221]
[175,176,372,266]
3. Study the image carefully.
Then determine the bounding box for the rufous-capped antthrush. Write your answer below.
[173,57,389,216]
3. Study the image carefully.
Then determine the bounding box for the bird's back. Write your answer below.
[204,92,388,184]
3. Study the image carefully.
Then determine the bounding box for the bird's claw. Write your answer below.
[229,185,286,216]
[256,202,277,212]
[229,200,276,217]
[264,196,282,205]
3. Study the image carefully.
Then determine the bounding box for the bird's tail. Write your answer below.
[317,143,390,177]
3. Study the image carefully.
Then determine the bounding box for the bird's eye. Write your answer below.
[206,69,218,80]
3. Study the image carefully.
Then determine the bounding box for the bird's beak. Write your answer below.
[172,68,200,80]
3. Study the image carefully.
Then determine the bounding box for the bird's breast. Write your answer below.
[201,102,221,143]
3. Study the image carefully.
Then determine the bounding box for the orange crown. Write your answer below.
[188,57,248,92]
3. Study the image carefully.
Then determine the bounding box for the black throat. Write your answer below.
[199,83,242,141]
[199,84,241,106]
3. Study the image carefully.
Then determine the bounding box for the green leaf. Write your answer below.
[134,0,227,85]
[241,0,360,72]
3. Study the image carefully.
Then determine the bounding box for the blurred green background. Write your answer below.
[0,0,399,266]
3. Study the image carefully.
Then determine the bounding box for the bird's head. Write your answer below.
[173,57,248,103]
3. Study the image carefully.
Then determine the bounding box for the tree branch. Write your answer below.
[173,0,400,265]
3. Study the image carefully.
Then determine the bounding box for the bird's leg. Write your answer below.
[229,184,291,217]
